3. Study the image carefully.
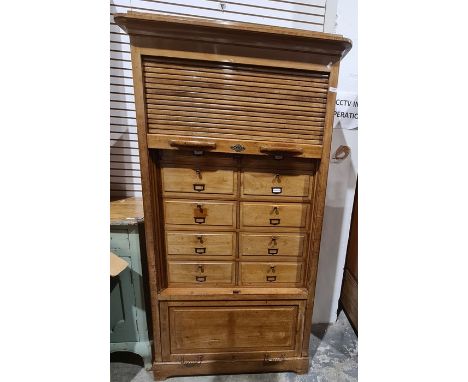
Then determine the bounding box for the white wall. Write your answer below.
[312,0,358,323]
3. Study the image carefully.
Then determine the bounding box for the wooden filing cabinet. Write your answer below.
[115,12,351,380]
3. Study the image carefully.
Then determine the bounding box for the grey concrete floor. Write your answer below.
[111,311,357,382]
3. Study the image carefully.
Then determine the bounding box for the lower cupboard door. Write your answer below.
[160,300,305,361]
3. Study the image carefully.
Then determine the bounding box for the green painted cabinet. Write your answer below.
[110,220,152,369]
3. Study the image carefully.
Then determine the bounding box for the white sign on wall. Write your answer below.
[333,90,358,130]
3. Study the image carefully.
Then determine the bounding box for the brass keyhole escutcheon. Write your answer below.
[274,174,281,183]
[195,169,202,179]
[272,206,279,215]
[198,265,205,273]
[197,204,203,212]
[270,236,278,247]
[270,266,276,273]
[197,235,204,244]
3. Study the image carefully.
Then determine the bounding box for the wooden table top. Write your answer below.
[110,197,144,225]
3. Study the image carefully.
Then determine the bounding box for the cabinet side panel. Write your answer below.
[301,63,340,356]
[130,44,163,363]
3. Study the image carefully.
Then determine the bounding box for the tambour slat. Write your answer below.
[144,82,327,103]
[147,120,324,137]
[146,107,325,123]
[143,73,329,94]
[143,56,329,145]
[143,58,329,82]
[148,127,323,144]
[143,67,329,90]
[146,96,327,117]
[145,89,327,109]
[147,114,325,131]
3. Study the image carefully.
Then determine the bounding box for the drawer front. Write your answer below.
[162,166,235,195]
[168,261,234,285]
[240,233,306,257]
[240,262,303,285]
[242,171,310,197]
[165,302,303,356]
[166,232,235,257]
[240,202,308,228]
[164,200,236,227]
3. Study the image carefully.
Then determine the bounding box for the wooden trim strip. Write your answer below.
[137,47,332,73]
[143,59,330,82]
[143,66,329,88]
[145,96,327,116]
[143,76,329,96]
[147,133,323,158]
[149,127,322,144]
[148,126,323,143]
[147,110,324,126]
[145,89,327,109]
[147,114,325,131]
[146,104,325,122]
[143,82,327,103]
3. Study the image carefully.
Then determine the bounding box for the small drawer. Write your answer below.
[242,170,311,197]
[240,202,308,228]
[168,261,234,285]
[240,262,303,286]
[166,232,235,257]
[164,200,236,227]
[162,166,235,195]
[240,233,306,257]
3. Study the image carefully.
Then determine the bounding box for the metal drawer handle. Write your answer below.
[269,218,280,225]
[194,217,206,224]
[271,187,282,194]
[179,355,203,367]
[268,248,279,255]
[193,183,205,192]
[263,354,285,364]
[266,275,277,282]
[194,247,206,254]
[195,275,207,282]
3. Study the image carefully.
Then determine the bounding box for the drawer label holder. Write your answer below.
[193,183,205,192]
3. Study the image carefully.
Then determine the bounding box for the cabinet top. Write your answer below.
[110,197,144,225]
[114,11,352,60]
